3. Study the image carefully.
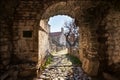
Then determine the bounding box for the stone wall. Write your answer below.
[106,10,120,65]
[79,7,120,79]
[0,0,50,79]
[0,0,19,79]
[105,10,120,76]
[0,20,12,75]
[79,25,99,76]
[12,19,38,62]
[0,0,120,79]
[37,19,50,69]
[12,0,39,62]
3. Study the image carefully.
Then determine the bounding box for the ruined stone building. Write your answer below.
[0,0,120,80]
[50,28,66,51]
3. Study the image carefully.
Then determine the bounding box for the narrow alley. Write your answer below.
[35,51,91,80]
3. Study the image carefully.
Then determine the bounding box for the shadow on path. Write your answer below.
[35,52,91,80]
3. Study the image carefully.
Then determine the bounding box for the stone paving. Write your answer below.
[35,53,91,80]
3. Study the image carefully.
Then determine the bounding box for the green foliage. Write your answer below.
[41,55,53,70]
[45,55,53,66]
[66,54,82,65]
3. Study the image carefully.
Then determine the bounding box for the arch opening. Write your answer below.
[38,14,79,65]
[37,13,91,79]
[1,0,120,80]
[37,1,96,79]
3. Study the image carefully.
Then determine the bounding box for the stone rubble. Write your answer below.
[35,54,91,80]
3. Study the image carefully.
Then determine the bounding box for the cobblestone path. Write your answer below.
[35,53,91,80]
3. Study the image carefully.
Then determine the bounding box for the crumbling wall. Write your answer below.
[79,1,120,79]
[79,25,99,76]
[106,10,120,66]
[0,0,120,80]
[105,10,120,78]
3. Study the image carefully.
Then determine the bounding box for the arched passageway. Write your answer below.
[0,0,120,80]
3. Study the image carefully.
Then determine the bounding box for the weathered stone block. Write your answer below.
[82,58,99,76]
[26,20,35,26]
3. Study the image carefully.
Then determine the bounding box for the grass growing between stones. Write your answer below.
[66,54,82,65]
[41,55,53,70]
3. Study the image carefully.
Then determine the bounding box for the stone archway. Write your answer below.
[11,0,106,77]
[1,0,120,80]
[12,0,101,77]
[37,1,79,67]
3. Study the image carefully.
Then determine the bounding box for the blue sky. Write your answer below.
[48,15,73,32]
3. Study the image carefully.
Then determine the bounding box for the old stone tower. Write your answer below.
[0,0,120,80]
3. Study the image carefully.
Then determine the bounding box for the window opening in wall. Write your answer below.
[23,31,32,38]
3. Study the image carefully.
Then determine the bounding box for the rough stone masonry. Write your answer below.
[0,0,120,80]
